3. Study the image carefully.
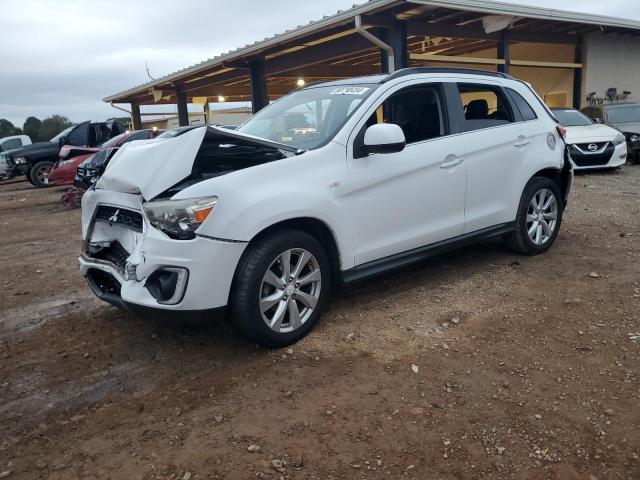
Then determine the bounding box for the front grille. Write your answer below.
[570,143,615,167]
[94,205,143,232]
[90,241,130,274]
[574,141,608,152]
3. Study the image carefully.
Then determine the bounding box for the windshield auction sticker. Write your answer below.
[330,87,370,95]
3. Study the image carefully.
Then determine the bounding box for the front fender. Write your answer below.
[199,191,354,270]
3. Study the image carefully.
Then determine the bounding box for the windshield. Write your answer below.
[552,109,593,127]
[606,105,640,124]
[101,132,127,149]
[49,125,76,143]
[237,84,377,150]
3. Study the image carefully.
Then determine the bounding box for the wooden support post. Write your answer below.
[249,58,269,113]
[131,103,142,130]
[379,22,408,73]
[390,20,408,71]
[176,89,189,126]
[573,41,584,109]
[497,29,511,74]
[203,102,210,125]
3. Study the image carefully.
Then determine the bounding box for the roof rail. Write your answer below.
[383,67,513,82]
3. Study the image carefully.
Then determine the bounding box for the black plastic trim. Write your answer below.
[123,302,228,323]
[341,222,516,284]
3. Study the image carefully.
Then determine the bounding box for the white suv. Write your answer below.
[80,68,572,347]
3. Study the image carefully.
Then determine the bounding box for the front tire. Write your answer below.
[30,161,54,188]
[231,229,331,348]
[506,176,563,255]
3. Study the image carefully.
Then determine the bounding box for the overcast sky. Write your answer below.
[1,0,639,127]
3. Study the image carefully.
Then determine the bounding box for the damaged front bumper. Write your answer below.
[79,190,247,318]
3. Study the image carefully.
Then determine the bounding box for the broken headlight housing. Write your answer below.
[13,156,27,164]
[142,196,218,240]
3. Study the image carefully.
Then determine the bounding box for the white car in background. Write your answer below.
[0,153,8,179]
[551,107,627,171]
[0,134,32,179]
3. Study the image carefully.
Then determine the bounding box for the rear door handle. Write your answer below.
[440,157,463,169]
[514,137,530,148]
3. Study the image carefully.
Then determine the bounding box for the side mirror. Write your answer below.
[592,118,602,124]
[363,123,406,155]
[58,136,68,148]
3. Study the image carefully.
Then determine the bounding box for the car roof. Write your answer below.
[303,67,513,89]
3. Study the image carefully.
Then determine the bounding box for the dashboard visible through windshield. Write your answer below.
[237,84,377,150]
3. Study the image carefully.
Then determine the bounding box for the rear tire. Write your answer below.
[231,229,331,348]
[506,176,563,255]
[29,161,54,188]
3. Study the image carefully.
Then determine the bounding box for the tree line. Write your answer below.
[0,115,73,142]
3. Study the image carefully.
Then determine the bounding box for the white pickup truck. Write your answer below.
[0,135,32,179]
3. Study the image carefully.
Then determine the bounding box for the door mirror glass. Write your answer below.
[58,136,68,148]
[363,123,406,154]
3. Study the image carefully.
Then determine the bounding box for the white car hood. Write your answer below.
[96,127,207,200]
[96,126,302,200]
[565,123,620,143]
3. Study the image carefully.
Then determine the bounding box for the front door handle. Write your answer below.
[440,157,463,169]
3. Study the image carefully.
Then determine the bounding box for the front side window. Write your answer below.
[458,84,514,131]
[605,105,640,124]
[238,84,377,150]
[361,84,446,144]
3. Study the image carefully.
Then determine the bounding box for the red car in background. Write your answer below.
[48,129,158,186]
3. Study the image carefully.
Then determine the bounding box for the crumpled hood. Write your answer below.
[96,126,301,200]
[96,127,207,199]
[610,121,640,135]
[565,123,620,143]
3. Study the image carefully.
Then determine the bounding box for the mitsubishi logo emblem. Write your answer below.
[108,209,120,224]
[587,143,598,152]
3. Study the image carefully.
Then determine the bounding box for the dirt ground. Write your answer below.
[1,168,639,480]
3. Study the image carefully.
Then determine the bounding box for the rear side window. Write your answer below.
[458,84,514,131]
[506,88,537,121]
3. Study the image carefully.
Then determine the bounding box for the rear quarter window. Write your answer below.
[506,88,538,121]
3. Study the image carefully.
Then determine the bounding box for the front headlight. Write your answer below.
[628,133,639,143]
[613,134,626,146]
[142,196,218,240]
[13,156,27,164]
[58,160,72,167]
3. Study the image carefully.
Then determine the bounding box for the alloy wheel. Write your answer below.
[259,248,322,333]
[526,188,558,245]
[36,165,52,184]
